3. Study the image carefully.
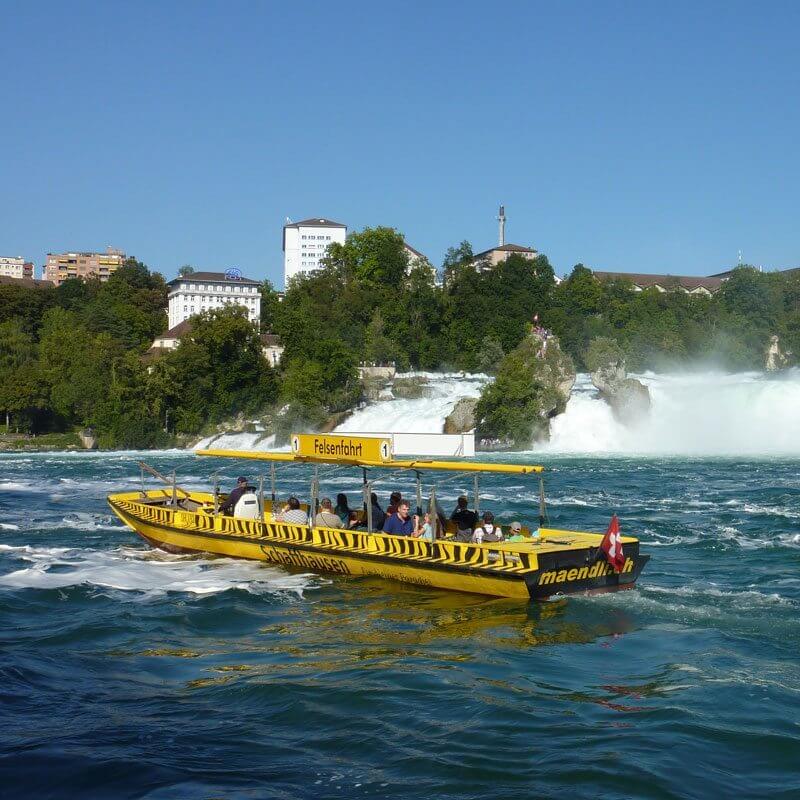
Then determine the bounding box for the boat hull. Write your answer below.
[108,492,649,601]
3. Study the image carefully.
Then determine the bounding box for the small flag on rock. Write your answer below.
[600,514,625,572]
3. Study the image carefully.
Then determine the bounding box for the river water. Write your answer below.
[2,444,799,799]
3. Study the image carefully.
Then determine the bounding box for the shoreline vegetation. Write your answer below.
[2,227,799,451]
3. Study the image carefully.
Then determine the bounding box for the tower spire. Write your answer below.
[498,204,506,246]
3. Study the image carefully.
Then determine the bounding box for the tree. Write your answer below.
[259,279,280,332]
[0,320,39,429]
[477,336,505,374]
[322,226,409,291]
[179,265,195,276]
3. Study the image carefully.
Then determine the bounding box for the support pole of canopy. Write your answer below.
[474,475,480,515]
[362,468,369,517]
[270,463,276,505]
[171,470,177,507]
[310,467,319,529]
[539,475,547,528]
[258,474,265,521]
[140,464,146,499]
[213,472,219,515]
[362,477,372,533]
[415,471,422,516]
[430,485,438,541]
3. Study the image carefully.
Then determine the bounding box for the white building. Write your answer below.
[167,270,261,330]
[0,256,30,280]
[283,217,347,286]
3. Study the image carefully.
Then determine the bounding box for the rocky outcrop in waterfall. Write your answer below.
[474,329,576,449]
[590,360,650,425]
[392,376,431,399]
[443,398,478,434]
[765,335,791,372]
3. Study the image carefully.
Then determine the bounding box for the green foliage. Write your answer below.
[475,334,574,448]
[477,336,505,375]
[323,226,409,290]
[156,307,278,433]
[259,279,280,331]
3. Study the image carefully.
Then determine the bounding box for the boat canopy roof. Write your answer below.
[195,441,543,475]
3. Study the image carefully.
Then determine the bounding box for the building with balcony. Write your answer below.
[0,256,33,280]
[44,247,126,285]
[283,217,347,286]
[167,270,261,330]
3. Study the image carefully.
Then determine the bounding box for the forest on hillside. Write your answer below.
[1,227,798,448]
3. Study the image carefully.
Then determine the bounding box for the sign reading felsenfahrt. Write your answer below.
[291,434,392,463]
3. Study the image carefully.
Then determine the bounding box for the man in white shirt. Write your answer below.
[275,496,309,525]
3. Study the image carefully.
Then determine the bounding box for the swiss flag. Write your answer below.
[600,514,625,572]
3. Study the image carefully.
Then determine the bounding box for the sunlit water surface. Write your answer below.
[1,451,799,799]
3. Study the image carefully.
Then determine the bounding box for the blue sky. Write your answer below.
[2,0,799,286]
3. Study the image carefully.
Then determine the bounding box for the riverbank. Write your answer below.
[0,431,82,452]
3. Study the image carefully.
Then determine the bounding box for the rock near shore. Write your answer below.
[443,397,478,434]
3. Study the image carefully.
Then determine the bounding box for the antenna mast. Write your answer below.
[498,204,506,246]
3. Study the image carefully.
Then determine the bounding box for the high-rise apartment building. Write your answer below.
[283,217,347,286]
[167,270,261,330]
[44,247,126,285]
[0,256,32,280]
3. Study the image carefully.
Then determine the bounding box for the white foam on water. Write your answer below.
[193,431,277,451]
[0,481,38,492]
[0,543,320,597]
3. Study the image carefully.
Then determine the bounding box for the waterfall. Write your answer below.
[335,372,487,434]
[192,370,800,457]
[545,370,800,456]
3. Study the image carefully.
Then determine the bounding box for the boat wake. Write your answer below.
[0,543,320,598]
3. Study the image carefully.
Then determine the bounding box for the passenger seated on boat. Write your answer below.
[412,511,434,542]
[385,491,402,517]
[451,496,478,542]
[314,497,343,528]
[382,501,414,536]
[276,496,309,525]
[370,493,386,530]
[506,521,526,542]
[219,476,250,516]
[472,511,503,543]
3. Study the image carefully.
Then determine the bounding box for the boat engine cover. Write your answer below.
[234,491,260,519]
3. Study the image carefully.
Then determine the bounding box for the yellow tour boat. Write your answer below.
[107,434,649,601]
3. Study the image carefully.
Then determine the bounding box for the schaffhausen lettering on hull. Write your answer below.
[260,544,351,574]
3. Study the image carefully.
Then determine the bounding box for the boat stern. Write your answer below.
[525,540,650,600]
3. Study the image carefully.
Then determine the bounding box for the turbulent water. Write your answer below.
[548,370,800,456]
[2,441,800,798]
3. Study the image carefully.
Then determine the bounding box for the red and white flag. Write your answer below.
[600,514,625,572]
